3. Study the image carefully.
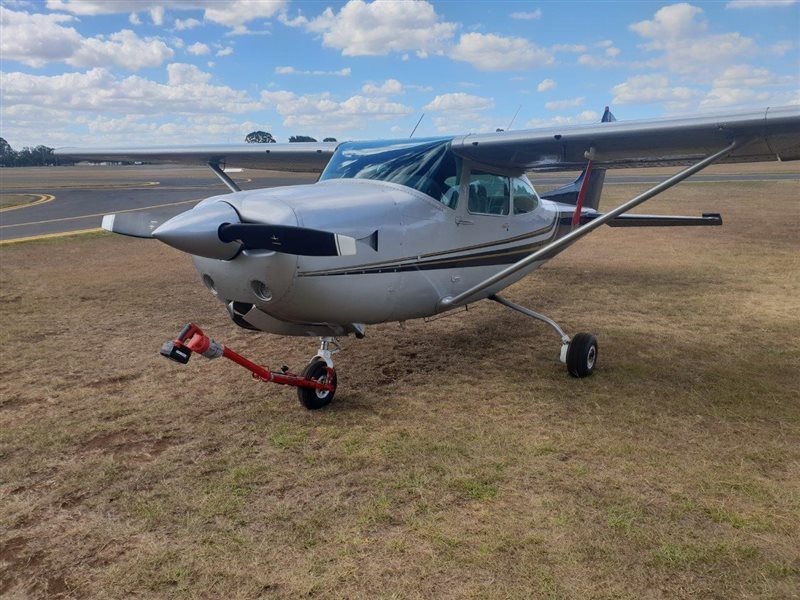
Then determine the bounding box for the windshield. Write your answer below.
[319,138,461,207]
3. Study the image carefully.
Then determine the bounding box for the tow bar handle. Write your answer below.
[159,323,335,392]
[160,340,191,364]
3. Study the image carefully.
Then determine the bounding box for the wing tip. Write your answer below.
[101,214,116,232]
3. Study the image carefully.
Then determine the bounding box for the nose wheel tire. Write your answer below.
[297,359,337,410]
[566,333,598,378]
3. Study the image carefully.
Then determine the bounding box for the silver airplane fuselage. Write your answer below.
[190,174,559,336]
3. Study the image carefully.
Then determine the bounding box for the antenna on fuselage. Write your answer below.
[409,113,425,138]
[506,105,522,131]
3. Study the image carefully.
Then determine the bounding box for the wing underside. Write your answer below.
[451,106,800,172]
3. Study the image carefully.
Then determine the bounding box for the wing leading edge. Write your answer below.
[54,142,338,173]
[451,105,800,172]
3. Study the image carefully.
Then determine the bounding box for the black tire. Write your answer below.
[566,333,598,378]
[297,359,337,410]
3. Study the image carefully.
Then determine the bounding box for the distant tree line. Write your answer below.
[0,137,75,167]
[0,132,339,168]
[245,131,337,143]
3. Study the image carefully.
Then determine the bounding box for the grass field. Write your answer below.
[1,179,799,599]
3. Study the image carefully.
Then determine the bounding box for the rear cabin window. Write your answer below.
[319,138,461,208]
[467,170,510,216]
[512,177,539,214]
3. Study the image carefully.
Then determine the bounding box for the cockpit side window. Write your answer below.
[319,138,461,209]
[467,170,510,216]
[512,177,539,215]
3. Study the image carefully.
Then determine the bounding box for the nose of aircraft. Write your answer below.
[152,201,242,260]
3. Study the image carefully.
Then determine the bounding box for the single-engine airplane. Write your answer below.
[56,105,800,409]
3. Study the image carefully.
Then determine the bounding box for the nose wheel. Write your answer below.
[297,359,337,409]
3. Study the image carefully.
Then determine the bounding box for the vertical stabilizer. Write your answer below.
[539,106,616,210]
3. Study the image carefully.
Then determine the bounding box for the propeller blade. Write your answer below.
[101,211,170,238]
[218,223,358,257]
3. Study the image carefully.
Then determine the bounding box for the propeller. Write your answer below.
[219,223,361,257]
[101,205,378,258]
[101,211,169,238]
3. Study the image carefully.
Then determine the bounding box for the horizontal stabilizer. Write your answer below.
[218,223,358,257]
[580,212,723,227]
[101,212,169,238]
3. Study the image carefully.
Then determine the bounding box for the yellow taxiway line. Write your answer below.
[0,228,104,245]
[0,193,56,213]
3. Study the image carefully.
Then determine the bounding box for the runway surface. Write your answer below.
[1,165,797,241]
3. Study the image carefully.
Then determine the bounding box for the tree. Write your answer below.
[323,137,337,142]
[245,131,276,143]
[289,135,317,143]
[0,137,15,167]
[495,128,505,132]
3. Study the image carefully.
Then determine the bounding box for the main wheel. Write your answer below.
[566,333,598,378]
[297,359,337,410]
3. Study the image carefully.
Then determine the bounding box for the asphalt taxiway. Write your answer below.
[1,166,797,242]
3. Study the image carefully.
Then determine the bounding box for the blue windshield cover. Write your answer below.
[319,138,460,204]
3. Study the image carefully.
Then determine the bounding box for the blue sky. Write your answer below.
[1,0,798,148]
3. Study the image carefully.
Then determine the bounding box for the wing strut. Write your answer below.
[438,140,739,311]
[208,161,241,193]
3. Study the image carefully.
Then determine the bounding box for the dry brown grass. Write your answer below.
[1,179,799,599]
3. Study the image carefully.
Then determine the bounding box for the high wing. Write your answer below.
[54,142,338,172]
[451,106,800,172]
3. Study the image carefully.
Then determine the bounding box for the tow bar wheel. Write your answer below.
[566,333,598,378]
[298,359,337,410]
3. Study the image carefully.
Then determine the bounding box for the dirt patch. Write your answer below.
[80,430,173,462]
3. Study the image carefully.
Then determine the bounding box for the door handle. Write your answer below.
[456,216,474,225]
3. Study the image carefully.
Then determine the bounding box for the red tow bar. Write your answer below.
[160,323,335,392]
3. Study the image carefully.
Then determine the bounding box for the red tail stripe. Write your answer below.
[572,159,593,227]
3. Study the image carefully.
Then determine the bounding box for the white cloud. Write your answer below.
[510,9,542,20]
[216,46,234,57]
[577,54,622,68]
[186,42,210,55]
[726,0,797,7]
[1,64,262,116]
[362,79,404,96]
[537,78,556,92]
[450,32,553,71]
[279,0,456,57]
[551,43,588,53]
[174,17,201,31]
[149,5,164,26]
[45,0,288,30]
[0,7,173,70]
[423,93,494,112]
[611,74,699,105]
[544,97,585,110]
[274,66,351,76]
[700,65,798,108]
[630,3,755,76]
[260,89,413,132]
[128,12,141,25]
[524,110,600,129]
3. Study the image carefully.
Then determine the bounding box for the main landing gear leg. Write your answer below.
[489,294,598,378]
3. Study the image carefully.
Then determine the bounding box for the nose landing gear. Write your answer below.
[160,324,339,409]
[490,295,598,378]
